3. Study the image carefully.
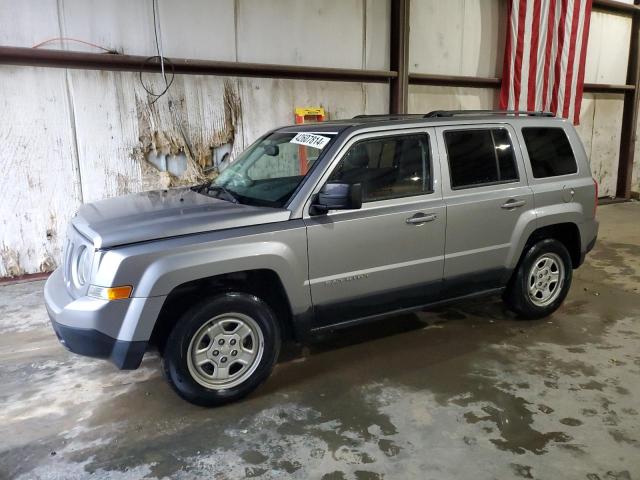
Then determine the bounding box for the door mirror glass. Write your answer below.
[311,182,362,215]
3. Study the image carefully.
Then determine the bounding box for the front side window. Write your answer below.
[208,131,335,207]
[328,134,431,202]
[522,127,578,178]
[444,128,518,189]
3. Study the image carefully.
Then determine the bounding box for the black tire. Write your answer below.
[162,292,281,407]
[503,238,573,320]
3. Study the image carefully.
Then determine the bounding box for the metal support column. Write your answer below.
[390,0,410,114]
[616,1,640,199]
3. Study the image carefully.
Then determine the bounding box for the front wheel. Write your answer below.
[503,238,573,320]
[162,292,281,406]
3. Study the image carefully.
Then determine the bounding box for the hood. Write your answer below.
[72,187,291,249]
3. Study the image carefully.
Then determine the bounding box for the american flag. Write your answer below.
[499,0,593,124]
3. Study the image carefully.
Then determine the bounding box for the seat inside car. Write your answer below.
[338,143,395,198]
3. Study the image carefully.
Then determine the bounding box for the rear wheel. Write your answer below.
[504,238,573,319]
[163,292,280,406]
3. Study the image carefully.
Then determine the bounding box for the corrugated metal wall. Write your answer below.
[0,0,635,277]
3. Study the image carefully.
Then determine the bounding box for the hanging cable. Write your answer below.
[139,0,173,105]
[32,37,118,54]
[152,0,167,86]
[139,56,175,105]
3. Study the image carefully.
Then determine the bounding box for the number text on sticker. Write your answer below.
[290,133,331,149]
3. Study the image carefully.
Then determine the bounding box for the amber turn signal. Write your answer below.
[88,285,133,301]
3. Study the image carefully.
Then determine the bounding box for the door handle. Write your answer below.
[406,213,437,224]
[501,199,526,210]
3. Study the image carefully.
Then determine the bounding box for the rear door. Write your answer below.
[437,124,535,297]
[304,128,446,329]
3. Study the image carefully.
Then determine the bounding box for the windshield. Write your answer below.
[205,131,336,208]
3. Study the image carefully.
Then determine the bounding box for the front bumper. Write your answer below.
[44,268,165,369]
[50,317,146,369]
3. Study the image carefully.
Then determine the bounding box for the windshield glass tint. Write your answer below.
[212,131,335,207]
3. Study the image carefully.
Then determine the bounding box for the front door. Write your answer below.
[304,128,446,329]
[436,124,535,297]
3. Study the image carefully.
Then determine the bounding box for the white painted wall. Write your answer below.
[409,0,507,78]
[585,10,632,84]
[0,67,81,276]
[0,0,635,276]
[409,85,497,112]
[579,11,631,196]
[575,94,626,196]
[0,0,390,276]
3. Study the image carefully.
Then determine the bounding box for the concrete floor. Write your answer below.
[1,202,639,480]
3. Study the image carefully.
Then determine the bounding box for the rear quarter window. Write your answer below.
[522,127,578,178]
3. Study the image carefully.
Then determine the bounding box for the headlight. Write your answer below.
[88,285,133,301]
[72,246,92,287]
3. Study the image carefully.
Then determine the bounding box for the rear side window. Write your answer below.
[444,129,518,189]
[522,127,577,178]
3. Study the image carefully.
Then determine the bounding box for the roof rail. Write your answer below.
[424,110,555,118]
[353,111,556,120]
[352,113,425,119]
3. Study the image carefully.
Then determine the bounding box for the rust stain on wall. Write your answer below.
[0,246,25,278]
[39,254,56,273]
[133,80,242,190]
[217,80,242,148]
[111,171,133,197]
[40,212,58,273]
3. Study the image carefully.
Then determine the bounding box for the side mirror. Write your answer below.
[310,182,362,215]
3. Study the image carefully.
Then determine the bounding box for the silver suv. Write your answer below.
[44,110,599,406]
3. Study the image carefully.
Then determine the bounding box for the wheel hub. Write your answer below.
[187,313,264,390]
[527,252,565,307]
[206,333,240,363]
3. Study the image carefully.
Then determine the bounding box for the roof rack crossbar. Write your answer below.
[424,110,555,118]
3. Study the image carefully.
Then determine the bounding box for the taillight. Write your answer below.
[593,178,598,217]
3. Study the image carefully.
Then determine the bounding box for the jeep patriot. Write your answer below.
[45,110,599,406]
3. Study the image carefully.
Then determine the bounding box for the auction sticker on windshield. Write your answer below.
[290,132,331,149]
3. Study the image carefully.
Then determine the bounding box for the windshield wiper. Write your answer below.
[206,185,239,204]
